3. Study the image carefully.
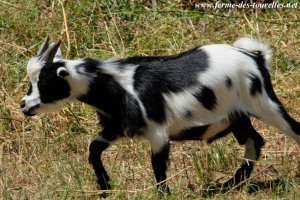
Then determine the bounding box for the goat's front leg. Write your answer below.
[89,127,119,193]
[148,133,171,194]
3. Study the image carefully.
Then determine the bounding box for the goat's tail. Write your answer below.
[233,37,272,70]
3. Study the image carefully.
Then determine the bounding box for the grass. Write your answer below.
[1,0,300,199]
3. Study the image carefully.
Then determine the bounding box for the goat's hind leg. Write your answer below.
[202,116,264,196]
[222,116,265,190]
[251,93,300,147]
[248,66,300,146]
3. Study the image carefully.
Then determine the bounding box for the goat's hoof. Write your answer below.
[99,191,109,198]
[201,183,221,197]
[157,185,171,196]
[201,179,240,197]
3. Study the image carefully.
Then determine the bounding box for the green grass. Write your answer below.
[1,0,300,199]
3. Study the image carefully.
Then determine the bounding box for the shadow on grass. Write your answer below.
[247,177,300,194]
[201,176,300,198]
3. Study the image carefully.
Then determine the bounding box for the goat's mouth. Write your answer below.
[22,104,40,116]
[23,111,37,117]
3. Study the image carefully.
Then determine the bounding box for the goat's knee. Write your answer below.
[89,135,111,161]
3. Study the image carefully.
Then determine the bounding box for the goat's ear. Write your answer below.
[55,47,63,59]
[57,67,69,78]
[41,40,61,63]
[37,36,50,56]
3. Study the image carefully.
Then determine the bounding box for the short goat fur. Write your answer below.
[21,36,300,195]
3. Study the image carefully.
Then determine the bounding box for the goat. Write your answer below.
[21,36,300,195]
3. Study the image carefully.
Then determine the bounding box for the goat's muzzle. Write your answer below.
[20,100,39,116]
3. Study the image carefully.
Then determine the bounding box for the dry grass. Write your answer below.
[1,1,300,199]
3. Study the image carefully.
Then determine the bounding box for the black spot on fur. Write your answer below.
[249,75,262,96]
[185,110,193,118]
[237,49,267,98]
[78,59,146,137]
[193,86,217,110]
[132,48,209,123]
[231,114,264,147]
[38,61,70,103]
[78,58,103,74]
[225,76,232,88]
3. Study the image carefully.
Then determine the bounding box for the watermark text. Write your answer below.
[195,2,298,10]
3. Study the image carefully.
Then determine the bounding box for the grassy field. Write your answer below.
[1,0,300,199]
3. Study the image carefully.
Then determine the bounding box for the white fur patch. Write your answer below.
[98,60,148,117]
[21,81,41,112]
[233,37,272,69]
[64,59,91,99]
[27,57,44,82]
[145,121,169,153]
[100,60,138,96]
[22,57,44,114]
[142,43,272,143]
[199,44,263,111]
[163,89,207,136]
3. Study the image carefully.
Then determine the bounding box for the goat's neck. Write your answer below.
[64,58,129,117]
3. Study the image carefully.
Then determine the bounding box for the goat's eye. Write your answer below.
[37,69,71,103]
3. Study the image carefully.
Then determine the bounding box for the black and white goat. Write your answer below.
[21,36,300,194]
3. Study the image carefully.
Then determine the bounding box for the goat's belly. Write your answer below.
[167,118,230,141]
[200,120,230,140]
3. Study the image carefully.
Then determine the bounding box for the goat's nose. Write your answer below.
[20,100,26,109]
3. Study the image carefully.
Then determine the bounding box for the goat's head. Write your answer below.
[20,36,73,116]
